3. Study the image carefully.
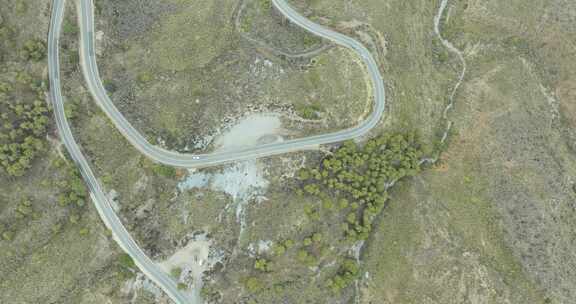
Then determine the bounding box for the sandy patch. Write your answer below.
[123,273,163,304]
[158,233,224,303]
[247,239,273,257]
[214,113,283,151]
[179,160,270,239]
[178,161,269,201]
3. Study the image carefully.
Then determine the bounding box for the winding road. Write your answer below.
[49,1,190,303]
[48,0,386,303]
[76,0,386,168]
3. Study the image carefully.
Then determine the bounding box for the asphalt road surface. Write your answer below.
[49,1,191,303]
[77,0,386,168]
[49,0,386,303]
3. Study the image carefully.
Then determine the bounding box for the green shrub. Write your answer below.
[63,20,78,34]
[171,267,183,278]
[118,253,136,269]
[254,258,271,272]
[21,39,46,61]
[244,277,263,293]
[152,164,177,178]
[137,72,153,83]
[294,103,323,120]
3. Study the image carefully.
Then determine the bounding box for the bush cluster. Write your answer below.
[0,90,50,176]
[298,133,424,241]
[21,39,46,62]
[326,258,359,293]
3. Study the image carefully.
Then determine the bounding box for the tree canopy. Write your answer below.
[0,92,50,176]
[298,133,424,242]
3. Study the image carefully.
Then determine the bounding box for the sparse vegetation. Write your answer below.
[294,103,323,120]
[0,1,153,303]
[219,133,425,302]
[2,0,572,303]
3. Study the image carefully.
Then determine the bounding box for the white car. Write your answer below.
[192,156,200,160]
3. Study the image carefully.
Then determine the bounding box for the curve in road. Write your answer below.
[77,0,386,168]
[50,0,386,303]
[49,0,192,303]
